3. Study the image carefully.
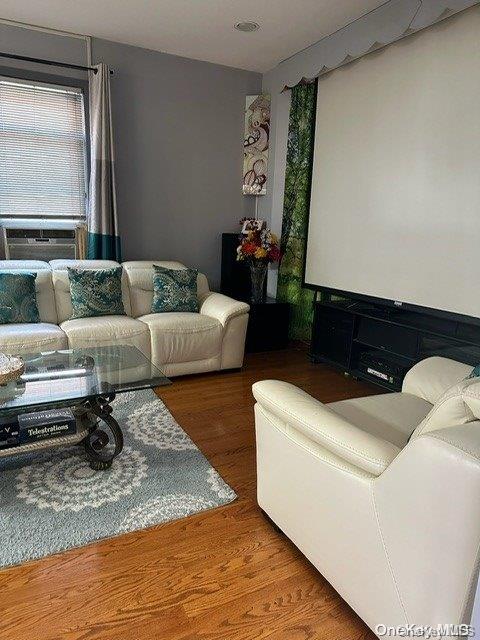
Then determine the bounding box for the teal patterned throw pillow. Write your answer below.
[467,364,480,379]
[0,272,40,324]
[152,265,199,313]
[68,267,125,319]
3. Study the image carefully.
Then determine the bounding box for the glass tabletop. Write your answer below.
[0,345,171,415]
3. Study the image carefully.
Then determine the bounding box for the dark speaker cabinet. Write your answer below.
[311,299,480,391]
[246,299,290,352]
[220,233,267,303]
[220,233,250,302]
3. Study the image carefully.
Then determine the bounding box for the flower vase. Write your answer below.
[250,261,267,304]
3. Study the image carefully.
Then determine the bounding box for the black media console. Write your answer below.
[311,297,480,391]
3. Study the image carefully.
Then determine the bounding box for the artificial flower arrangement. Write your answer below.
[236,218,281,263]
[236,218,281,303]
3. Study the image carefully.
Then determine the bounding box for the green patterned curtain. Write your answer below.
[277,80,318,341]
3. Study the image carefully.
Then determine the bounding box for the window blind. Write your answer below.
[0,77,87,219]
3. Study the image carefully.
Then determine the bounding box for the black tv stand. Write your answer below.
[311,297,480,391]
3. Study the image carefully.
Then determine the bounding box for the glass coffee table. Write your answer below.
[0,345,170,470]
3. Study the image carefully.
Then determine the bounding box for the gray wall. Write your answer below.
[0,23,86,74]
[91,39,260,288]
[0,23,261,288]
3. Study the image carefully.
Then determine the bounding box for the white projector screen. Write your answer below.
[304,7,480,319]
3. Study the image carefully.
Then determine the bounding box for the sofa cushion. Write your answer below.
[0,261,58,324]
[0,272,40,324]
[138,312,222,366]
[123,261,209,318]
[0,323,68,355]
[68,266,126,319]
[60,316,151,358]
[328,392,433,448]
[50,260,132,323]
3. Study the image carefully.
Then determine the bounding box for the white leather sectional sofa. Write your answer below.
[0,260,250,377]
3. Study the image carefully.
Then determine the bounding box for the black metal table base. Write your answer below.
[75,394,124,470]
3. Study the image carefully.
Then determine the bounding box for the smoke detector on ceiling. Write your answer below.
[234,21,260,32]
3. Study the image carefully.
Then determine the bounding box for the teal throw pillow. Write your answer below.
[152,265,199,313]
[68,266,125,319]
[0,272,40,324]
[467,364,480,379]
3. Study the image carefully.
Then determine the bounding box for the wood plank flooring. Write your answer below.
[0,346,380,640]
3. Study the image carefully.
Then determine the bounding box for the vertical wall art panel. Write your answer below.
[243,94,270,195]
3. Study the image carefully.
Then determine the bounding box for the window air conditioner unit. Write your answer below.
[3,228,78,261]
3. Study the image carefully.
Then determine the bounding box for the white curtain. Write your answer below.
[87,63,121,260]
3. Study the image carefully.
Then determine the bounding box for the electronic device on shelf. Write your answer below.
[358,351,410,389]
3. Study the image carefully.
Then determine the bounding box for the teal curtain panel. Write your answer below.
[87,63,122,261]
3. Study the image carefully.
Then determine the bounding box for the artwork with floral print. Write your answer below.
[243,94,270,195]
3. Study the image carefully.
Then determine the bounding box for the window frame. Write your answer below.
[0,66,90,222]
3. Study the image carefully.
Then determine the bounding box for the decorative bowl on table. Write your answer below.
[0,353,24,385]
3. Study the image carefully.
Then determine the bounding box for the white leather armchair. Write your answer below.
[253,357,480,637]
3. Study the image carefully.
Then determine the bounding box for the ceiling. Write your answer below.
[0,0,385,73]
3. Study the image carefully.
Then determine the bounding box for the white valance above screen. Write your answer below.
[272,0,479,92]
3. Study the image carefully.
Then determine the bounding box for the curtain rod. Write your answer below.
[0,51,114,74]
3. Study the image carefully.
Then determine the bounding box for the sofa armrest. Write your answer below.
[200,292,249,327]
[402,356,472,405]
[252,380,400,476]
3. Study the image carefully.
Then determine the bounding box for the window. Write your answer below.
[0,76,87,219]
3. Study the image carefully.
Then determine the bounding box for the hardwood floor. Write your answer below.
[0,346,380,640]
